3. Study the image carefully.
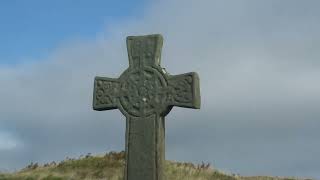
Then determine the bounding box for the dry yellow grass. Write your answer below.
[0,151,308,180]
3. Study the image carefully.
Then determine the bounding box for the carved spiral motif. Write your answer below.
[172,75,193,103]
[95,80,117,105]
[119,68,166,117]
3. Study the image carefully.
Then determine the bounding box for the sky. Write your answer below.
[0,0,319,179]
[0,0,146,64]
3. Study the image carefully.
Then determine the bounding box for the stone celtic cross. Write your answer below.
[93,34,201,180]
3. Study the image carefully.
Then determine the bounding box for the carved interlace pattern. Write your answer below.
[95,80,119,106]
[120,68,166,117]
[168,75,193,104]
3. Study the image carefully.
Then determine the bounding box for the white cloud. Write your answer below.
[0,131,19,150]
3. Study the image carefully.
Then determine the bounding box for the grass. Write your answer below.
[0,151,308,180]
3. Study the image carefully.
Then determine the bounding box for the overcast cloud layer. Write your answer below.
[0,0,319,178]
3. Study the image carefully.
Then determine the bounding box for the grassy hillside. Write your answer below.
[0,151,307,180]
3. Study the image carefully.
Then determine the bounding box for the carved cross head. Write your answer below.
[93,34,200,118]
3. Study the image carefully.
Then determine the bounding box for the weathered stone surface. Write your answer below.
[93,34,201,180]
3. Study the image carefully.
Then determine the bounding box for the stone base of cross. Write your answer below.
[93,34,201,180]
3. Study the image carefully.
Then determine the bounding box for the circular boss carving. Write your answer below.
[119,67,167,117]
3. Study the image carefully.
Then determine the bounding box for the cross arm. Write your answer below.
[166,72,201,109]
[93,77,120,111]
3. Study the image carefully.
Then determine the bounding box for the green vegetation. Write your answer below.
[0,151,306,180]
